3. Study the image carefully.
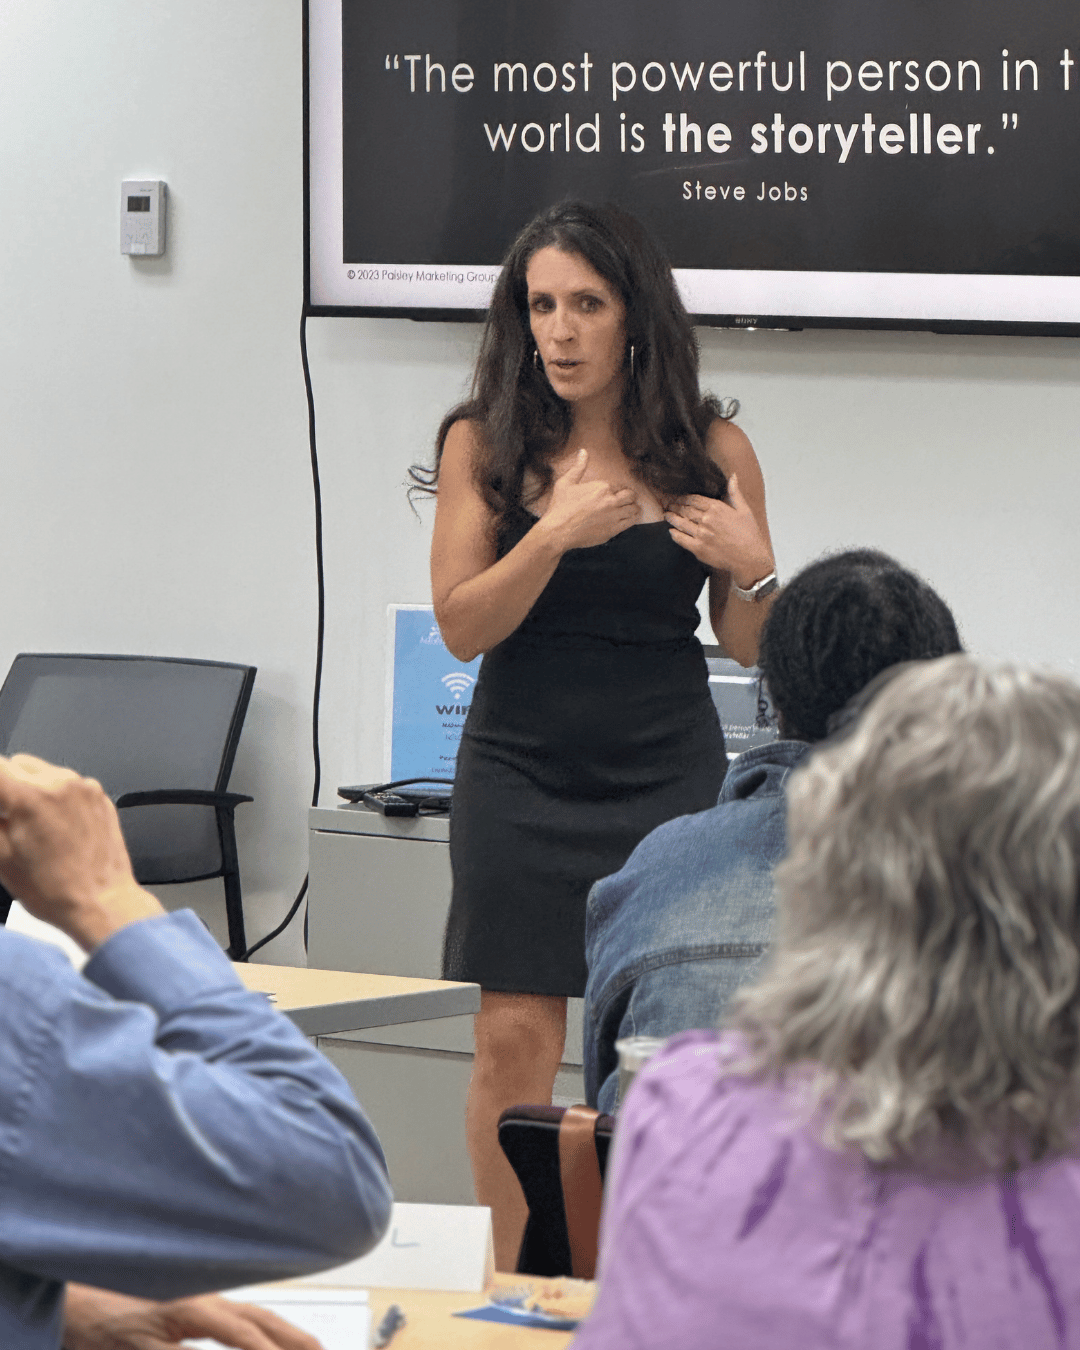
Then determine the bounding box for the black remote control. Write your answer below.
[361,790,420,817]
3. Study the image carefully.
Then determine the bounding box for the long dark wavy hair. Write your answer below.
[409,201,735,536]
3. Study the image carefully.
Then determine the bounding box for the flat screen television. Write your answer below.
[306,0,1080,333]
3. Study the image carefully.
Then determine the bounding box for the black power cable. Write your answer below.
[242,308,324,962]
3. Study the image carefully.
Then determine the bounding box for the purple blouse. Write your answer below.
[573,1030,1080,1349]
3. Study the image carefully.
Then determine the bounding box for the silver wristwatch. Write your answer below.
[731,571,779,603]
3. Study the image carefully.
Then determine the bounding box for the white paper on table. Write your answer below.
[184,1286,369,1350]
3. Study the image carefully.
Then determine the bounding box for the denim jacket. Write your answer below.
[583,739,809,1111]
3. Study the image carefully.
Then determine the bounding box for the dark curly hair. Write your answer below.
[409,201,734,537]
[758,549,963,743]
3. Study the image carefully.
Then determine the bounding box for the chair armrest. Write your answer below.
[115,790,253,809]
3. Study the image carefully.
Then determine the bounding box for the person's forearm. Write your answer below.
[713,586,775,668]
[436,520,565,660]
[62,1285,129,1350]
[61,880,164,952]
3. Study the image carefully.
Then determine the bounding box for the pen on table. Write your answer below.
[374,1302,406,1347]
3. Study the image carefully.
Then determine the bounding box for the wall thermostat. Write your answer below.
[120,179,166,256]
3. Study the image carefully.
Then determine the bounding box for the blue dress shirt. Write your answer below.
[0,909,392,1349]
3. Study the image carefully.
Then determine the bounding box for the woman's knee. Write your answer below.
[474,993,566,1074]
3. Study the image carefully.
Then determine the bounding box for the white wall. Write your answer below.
[0,1,318,958]
[2,2,1078,960]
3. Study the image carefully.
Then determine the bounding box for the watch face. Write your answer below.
[735,574,778,600]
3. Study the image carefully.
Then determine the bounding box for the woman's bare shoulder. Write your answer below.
[435,417,495,532]
[705,415,757,476]
[442,415,483,467]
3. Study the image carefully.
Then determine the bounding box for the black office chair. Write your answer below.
[499,1104,615,1278]
[0,654,256,959]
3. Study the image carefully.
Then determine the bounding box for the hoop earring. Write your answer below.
[533,348,540,370]
[629,343,636,380]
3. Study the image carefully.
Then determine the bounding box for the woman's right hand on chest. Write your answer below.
[535,450,641,551]
[432,431,638,660]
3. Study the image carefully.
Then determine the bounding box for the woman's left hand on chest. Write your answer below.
[665,473,773,587]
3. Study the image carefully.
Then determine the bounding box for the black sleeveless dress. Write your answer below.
[442,511,728,997]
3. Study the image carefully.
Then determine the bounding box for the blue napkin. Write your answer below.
[453,1301,579,1331]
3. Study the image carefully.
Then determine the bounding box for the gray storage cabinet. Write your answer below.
[307,805,584,1205]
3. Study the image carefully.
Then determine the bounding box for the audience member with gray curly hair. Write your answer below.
[575,656,1080,1350]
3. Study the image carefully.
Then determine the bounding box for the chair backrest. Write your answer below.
[498,1104,615,1278]
[0,654,255,881]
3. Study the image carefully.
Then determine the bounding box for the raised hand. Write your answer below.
[665,473,774,586]
[537,449,641,551]
[0,753,163,951]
